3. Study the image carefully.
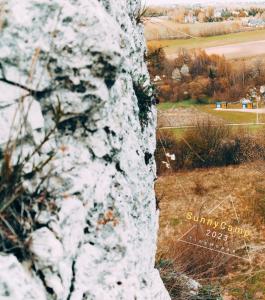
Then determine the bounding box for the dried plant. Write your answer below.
[0,97,63,260]
[135,4,149,24]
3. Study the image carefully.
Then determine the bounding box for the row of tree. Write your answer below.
[147,47,265,102]
[145,6,265,24]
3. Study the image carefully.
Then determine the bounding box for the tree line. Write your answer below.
[147,46,265,103]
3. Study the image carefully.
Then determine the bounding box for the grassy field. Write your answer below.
[157,101,265,141]
[148,29,265,56]
[144,18,242,41]
[157,127,186,140]
[158,124,265,142]
[158,101,265,124]
[198,105,258,124]
[158,99,199,110]
[156,163,265,299]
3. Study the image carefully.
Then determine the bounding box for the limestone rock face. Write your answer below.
[0,0,170,299]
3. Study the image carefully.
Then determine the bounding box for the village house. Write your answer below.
[247,18,265,27]
[184,11,196,23]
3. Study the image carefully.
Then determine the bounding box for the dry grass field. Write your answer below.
[156,163,265,299]
[148,14,265,298]
[145,18,243,41]
[205,40,265,59]
[147,28,265,59]
[157,102,265,128]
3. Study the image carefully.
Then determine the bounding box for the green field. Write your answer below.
[198,105,258,123]
[158,101,264,124]
[158,125,265,141]
[148,29,265,56]
[158,99,198,110]
[158,101,265,139]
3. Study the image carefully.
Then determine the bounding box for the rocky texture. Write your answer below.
[0,0,170,299]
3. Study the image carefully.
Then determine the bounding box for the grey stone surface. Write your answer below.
[0,0,170,299]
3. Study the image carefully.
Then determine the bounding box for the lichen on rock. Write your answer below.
[0,0,170,299]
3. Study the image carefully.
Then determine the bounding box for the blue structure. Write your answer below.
[216,102,221,109]
[216,101,227,109]
[241,98,253,109]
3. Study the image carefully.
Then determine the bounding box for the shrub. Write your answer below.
[191,285,223,300]
[133,77,155,130]
[0,147,56,261]
[188,77,211,101]
[146,46,167,76]
[0,100,63,260]
[159,84,172,101]
[157,259,200,300]
[157,244,225,299]
[183,120,236,168]
[135,5,148,24]
[156,129,189,174]
[156,121,265,174]
[147,47,265,103]
[192,179,208,196]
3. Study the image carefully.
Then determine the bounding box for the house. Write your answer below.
[247,19,265,28]
[214,10,222,18]
[184,12,196,24]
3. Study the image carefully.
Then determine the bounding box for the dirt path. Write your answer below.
[215,108,265,113]
[205,39,265,59]
[157,107,221,128]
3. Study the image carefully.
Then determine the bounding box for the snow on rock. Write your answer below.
[0,0,170,299]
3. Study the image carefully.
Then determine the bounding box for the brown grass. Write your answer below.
[144,19,244,41]
[156,163,265,298]
[156,121,265,174]
[0,1,7,31]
